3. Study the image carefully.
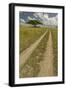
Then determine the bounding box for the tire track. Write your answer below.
[38,31,54,77]
[19,30,48,66]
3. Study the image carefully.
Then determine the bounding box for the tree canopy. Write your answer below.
[27,20,43,27]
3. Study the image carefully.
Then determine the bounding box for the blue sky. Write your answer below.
[19,12,58,26]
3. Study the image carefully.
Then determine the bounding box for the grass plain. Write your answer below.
[19,25,48,53]
[19,26,58,78]
[51,28,58,75]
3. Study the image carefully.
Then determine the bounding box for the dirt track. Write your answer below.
[19,30,48,66]
[38,31,54,77]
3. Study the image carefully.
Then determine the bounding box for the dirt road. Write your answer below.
[38,31,54,77]
[19,30,48,66]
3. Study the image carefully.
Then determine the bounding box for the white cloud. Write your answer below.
[43,14,49,20]
[48,15,58,26]
[28,16,36,20]
[43,14,58,26]
[34,13,49,25]
[20,18,25,23]
[34,13,58,26]
[28,16,32,20]
[34,12,43,20]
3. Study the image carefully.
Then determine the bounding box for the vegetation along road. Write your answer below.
[19,27,58,78]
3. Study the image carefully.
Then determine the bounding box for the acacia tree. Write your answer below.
[27,20,43,27]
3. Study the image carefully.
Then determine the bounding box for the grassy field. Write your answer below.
[19,26,49,78]
[19,26,58,78]
[19,25,48,53]
[51,28,58,76]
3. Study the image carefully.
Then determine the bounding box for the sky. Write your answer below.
[19,12,58,26]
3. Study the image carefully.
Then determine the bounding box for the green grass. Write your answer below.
[51,28,58,76]
[19,26,58,78]
[19,25,48,53]
[20,29,49,78]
